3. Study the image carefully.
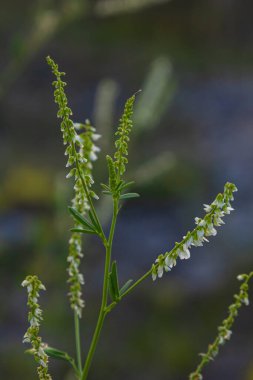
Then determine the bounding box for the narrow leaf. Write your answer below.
[119,279,133,296]
[101,183,110,191]
[115,180,124,191]
[119,192,140,200]
[102,191,112,195]
[120,181,135,191]
[44,347,71,362]
[68,207,96,231]
[108,274,116,302]
[108,261,120,301]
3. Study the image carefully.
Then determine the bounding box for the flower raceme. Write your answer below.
[189,272,253,380]
[151,182,238,281]
[21,276,51,380]
[47,55,101,318]
[67,121,100,318]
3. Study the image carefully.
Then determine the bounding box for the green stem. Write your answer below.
[74,311,82,377]
[81,199,118,380]
[106,268,152,312]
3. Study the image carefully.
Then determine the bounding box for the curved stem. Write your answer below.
[81,199,118,380]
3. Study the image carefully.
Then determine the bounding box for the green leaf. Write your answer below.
[119,279,133,296]
[119,192,140,200]
[102,190,112,195]
[68,207,95,231]
[101,183,110,191]
[25,348,35,356]
[45,346,79,376]
[70,228,97,234]
[120,181,135,191]
[108,261,120,302]
[115,180,124,191]
[44,347,71,362]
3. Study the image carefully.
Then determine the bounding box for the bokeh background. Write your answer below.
[1,0,253,379]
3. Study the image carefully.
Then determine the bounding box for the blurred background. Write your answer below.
[1,0,253,379]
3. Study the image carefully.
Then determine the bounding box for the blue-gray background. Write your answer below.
[0,1,253,379]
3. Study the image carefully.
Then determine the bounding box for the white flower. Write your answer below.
[73,122,82,130]
[90,151,98,161]
[164,265,171,272]
[213,215,225,226]
[151,265,157,281]
[223,205,234,214]
[21,280,29,287]
[243,297,249,306]
[205,223,217,236]
[178,244,190,260]
[183,235,193,248]
[224,329,232,340]
[214,199,224,208]
[157,265,164,278]
[203,204,212,213]
[165,254,176,268]
[92,133,101,141]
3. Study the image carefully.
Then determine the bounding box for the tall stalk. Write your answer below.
[81,199,118,380]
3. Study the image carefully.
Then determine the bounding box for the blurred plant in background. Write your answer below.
[0,0,172,99]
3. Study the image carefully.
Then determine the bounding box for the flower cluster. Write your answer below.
[114,93,137,179]
[47,56,101,318]
[189,271,253,380]
[46,56,99,201]
[152,182,238,281]
[22,276,51,380]
[68,120,100,318]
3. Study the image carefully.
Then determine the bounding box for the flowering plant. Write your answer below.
[21,57,252,380]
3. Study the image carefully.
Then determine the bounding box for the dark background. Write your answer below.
[1,1,253,379]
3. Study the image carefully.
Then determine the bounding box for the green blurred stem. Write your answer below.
[81,199,118,380]
[74,311,82,376]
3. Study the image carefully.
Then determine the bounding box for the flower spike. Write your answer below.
[152,182,238,281]
[22,275,52,380]
[47,56,101,318]
[189,271,253,379]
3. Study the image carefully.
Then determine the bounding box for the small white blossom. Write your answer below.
[178,244,191,260]
[205,223,217,237]
[242,296,249,306]
[92,133,101,141]
[165,254,176,268]
[157,265,164,278]
[224,329,232,340]
[203,204,212,213]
